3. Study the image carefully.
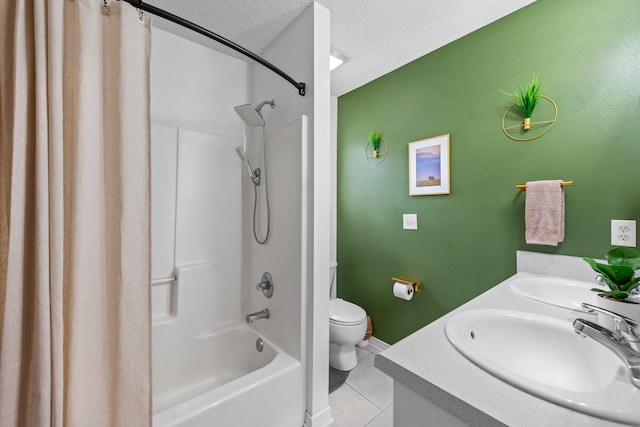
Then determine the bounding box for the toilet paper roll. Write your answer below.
[393,282,414,300]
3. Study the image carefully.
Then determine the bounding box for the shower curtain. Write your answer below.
[0,1,151,426]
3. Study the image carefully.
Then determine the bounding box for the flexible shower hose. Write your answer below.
[252,123,270,244]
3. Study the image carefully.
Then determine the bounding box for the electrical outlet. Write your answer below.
[403,214,418,230]
[611,220,636,247]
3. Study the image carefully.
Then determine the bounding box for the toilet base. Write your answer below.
[329,341,358,371]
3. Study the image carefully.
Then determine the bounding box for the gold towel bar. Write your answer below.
[516,180,573,191]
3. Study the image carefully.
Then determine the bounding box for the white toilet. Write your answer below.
[329,298,367,371]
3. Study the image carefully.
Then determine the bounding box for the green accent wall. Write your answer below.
[336,0,640,344]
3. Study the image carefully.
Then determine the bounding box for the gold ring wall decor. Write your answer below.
[365,136,389,165]
[502,95,558,141]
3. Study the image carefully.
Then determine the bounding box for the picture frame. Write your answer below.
[408,134,450,196]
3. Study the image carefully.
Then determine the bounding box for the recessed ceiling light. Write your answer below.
[330,48,349,71]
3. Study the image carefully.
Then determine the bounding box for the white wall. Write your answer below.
[250,4,333,426]
[150,28,250,136]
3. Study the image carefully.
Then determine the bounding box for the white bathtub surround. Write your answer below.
[154,325,278,412]
[152,262,241,367]
[0,2,151,424]
[376,251,638,426]
[150,25,246,327]
[151,124,179,281]
[174,129,242,268]
[242,116,307,359]
[154,325,302,426]
[150,121,306,424]
[150,2,331,425]
[150,126,242,323]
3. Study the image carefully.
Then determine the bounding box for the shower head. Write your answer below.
[234,104,264,127]
[233,100,275,127]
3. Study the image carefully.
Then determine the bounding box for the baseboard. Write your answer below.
[368,336,391,352]
[304,406,334,427]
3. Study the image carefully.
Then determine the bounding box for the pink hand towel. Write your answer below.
[525,180,565,246]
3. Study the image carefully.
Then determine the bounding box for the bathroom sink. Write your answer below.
[509,276,604,311]
[445,309,640,424]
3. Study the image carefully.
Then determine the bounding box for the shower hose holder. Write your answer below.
[251,168,261,186]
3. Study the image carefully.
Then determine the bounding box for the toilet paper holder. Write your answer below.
[391,277,421,292]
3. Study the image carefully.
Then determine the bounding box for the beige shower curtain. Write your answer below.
[0,0,151,426]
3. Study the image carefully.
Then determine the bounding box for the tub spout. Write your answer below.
[246,308,270,324]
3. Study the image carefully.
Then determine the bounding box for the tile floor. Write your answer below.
[329,345,394,427]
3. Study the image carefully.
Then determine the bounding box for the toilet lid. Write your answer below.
[329,298,366,326]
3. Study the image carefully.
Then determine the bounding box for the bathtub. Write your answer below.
[153,324,303,427]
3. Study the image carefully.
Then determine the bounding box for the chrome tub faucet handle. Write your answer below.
[256,272,274,298]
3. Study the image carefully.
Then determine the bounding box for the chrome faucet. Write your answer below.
[574,303,640,388]
[246,308,270,324]
[581,303,640,351]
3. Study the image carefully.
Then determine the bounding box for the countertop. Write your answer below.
[375,251,638,427]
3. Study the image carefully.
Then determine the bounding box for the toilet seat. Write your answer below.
[331,317,366,327]
[329,298,366,326]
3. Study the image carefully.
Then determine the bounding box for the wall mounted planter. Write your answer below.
[502,95,558,141]
[365,135,388,165]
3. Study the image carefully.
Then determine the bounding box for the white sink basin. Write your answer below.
[445,309,640,424]
[510,276,604,311]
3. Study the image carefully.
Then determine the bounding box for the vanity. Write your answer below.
[375,251,640,427]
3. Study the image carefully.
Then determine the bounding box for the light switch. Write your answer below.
[403,214,418,230]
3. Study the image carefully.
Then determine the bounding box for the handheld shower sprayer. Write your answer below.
[235,146,260,186]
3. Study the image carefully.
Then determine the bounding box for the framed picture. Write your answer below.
[408,134,450,196]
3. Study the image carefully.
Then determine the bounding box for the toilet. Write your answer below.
[329,298,367,371]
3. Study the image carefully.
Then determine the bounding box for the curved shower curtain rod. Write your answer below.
[118,0,307,96]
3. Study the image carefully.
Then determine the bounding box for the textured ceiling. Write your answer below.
[147,0,536,96]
